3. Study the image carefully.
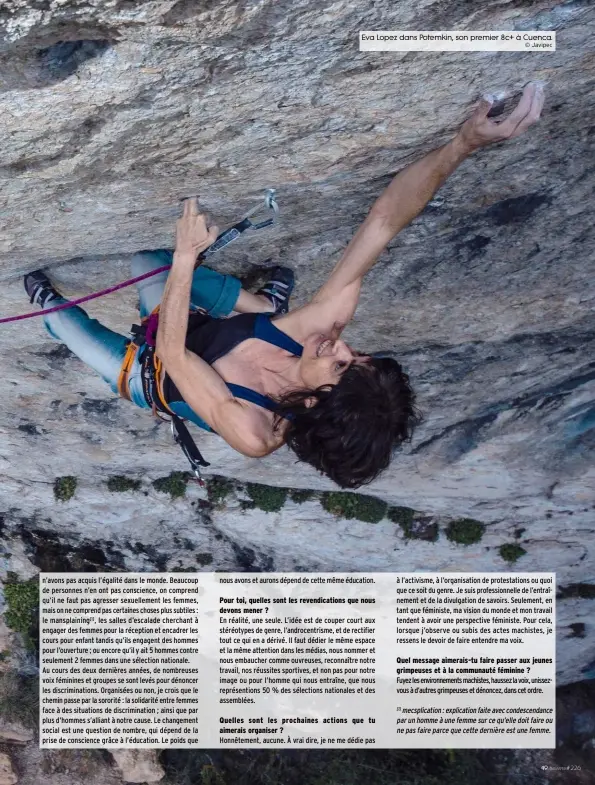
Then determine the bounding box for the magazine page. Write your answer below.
[0,1,593,784]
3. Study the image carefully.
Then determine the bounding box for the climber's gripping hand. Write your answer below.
[457,81,545,153]
[174,197,219,264]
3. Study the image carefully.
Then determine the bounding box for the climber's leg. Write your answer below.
[131,250,294,317]
[24,269,129,395]
[234,288,279,314]
[132,249,242,318]
[44,301,129,395]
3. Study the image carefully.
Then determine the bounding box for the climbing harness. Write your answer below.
[118,307,212,486]
[0,189,279,325]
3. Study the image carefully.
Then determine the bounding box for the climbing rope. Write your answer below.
[0,189,279,325]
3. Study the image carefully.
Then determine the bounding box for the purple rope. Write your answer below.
[0,265,170,324]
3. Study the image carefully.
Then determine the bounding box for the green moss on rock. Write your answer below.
[3,575,39,650]
[353,496,387,524]
[246,483,288,513]
[321,492,387,523]
[499,543,527,563]
[207,475,235,506]
[387,506,415,532]
[445,518,485,545]
[289,489,315,504]
[107,475,141,492]
[153,471,191,499]
[53,475,77,501]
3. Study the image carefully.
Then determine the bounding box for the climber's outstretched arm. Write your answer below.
[277,81,545,338]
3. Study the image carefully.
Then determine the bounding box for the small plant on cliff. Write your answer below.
[246,483,288,513]
[107,475,141,492]
[53,475,77,502]
[445,518,485,545]
[353,495,387,524]
[153,471,191,499]
[321,492,387,523]
[499,543,527,563]
[3,573,39,651]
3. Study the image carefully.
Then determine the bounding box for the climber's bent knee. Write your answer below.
[195,267,242,318]
[131,249,241,318]
[131,249,174,277]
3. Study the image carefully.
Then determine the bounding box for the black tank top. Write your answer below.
[164,312,304,413]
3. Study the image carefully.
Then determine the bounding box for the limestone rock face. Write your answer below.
[0,753,17,785]
[110,749,164,783]
[0,0,594,682]
[0,724,34,745]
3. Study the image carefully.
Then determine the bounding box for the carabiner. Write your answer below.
[241,188,279,230]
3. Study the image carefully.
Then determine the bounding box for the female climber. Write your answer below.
[24,82,545,488]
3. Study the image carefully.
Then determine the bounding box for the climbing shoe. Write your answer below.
[24,270,60,308]
[256,266,295,314]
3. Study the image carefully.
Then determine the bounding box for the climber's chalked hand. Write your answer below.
[457,81,546,153]
[175,197,218,261]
